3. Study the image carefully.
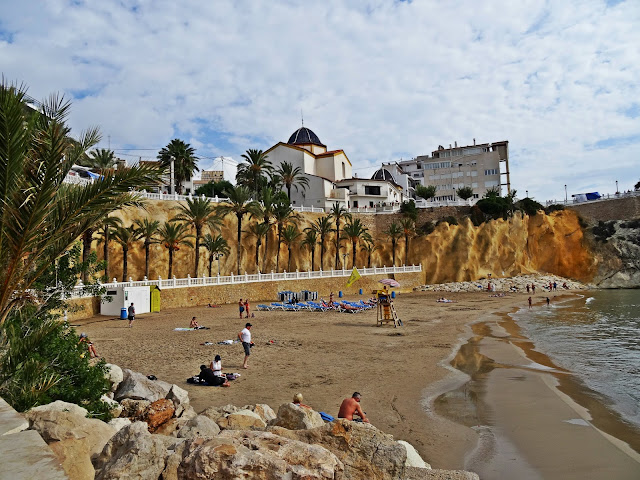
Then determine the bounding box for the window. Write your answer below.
[473,193,479,198]
[369,201,374,207]
[472,182,478,188]
[365,186,381,195]
[424,161,451,169]
[484,168,499,176]
[484,180,499,188]
[353,201,358,208]
[342,162,346,178]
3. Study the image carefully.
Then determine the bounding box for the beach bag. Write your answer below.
[186,376,201,384]
[319,412,334,422]
[226,373,239,380]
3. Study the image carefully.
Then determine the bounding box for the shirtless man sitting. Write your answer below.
[338,392,369,423]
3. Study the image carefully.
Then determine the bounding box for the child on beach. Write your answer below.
[244,299,250,318]
[79,333,98,358]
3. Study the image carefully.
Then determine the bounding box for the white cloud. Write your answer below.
[1,0,639,199]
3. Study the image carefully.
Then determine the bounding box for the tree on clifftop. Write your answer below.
[157,139,199,194]
[384,222,403,266]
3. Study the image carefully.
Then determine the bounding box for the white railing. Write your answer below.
[63,174,92,186]
[545,190,640,207]
[67,264,422,298]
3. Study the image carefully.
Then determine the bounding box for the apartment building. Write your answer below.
[193,169,224,188]
[386,140,510,202]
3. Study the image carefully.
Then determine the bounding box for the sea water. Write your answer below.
[512,289,640,430]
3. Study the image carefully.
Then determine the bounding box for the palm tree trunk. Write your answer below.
[287,246,292,272]
[194,227,202,277]
[311,247,315,271]
[352,241,356,269]
[236,213,242,275]
[122,247,128,282]
[103,229,110,281]
[392,240,396,266]
[404,235,409,265]
[82,229,93,283]
[334,224,340,269]
[287,185,291,201]
[168,249,174,278]
[262,225,270,272]
[320,237,325,270]
[368,252,372,268]
[145,243,150,279]
[276,226,282,272]
[255,241,260,273]
[208,256,213,277]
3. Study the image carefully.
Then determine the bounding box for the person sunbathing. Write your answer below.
[292,393,311,409]
[190,317,201,328]
[79,333,98,358]
[339,302,360,311]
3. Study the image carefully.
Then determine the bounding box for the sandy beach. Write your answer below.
[75,290,640,477]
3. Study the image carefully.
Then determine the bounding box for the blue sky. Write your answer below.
[1,0,639,200]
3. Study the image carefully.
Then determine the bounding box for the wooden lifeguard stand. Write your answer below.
[375,289,401,327]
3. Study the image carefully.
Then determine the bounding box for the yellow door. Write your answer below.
[150,286,161,312]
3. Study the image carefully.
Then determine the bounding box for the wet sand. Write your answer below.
[75,291,640,476]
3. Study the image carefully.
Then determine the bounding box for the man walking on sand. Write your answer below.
[127,302,135,327]
[238,322,254,369]
[338,392,369,423]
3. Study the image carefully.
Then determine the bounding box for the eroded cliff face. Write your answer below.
[589,220,640,288]
[101,203,598,285]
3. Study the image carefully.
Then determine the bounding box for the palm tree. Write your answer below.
[276,161,309,201]
[399,217,416,265]
[273,199,300,272]
[236,149,272,197]
[112,225,141,282]
[384,222,403,266]
[360,237,381,268]
[255,188,285,272]
[134,218,160,279]
[202,233,230,276]
[329,203,351,269]
[301,229,318,271]
[308,216,333,270]
[96,216,123,281]
[172,198,221,277]
[216,185,261,275]
[0,81,164,323]
[157,139,199,194]
[281,225,302,272]
[341,218,369,268]
[245,222,270,273]
[87,148,117,173]
[157,222,194,278]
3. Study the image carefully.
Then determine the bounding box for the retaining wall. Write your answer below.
[65,271,424,321]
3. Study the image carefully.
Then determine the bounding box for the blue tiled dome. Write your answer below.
[288,127,325,147]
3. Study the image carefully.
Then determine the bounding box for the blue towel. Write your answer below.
[319,411,334,422]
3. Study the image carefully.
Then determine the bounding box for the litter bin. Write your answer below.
[391,291,396,299]
[339,291,343,298]
[359,288,363,295]
[120,308,127,320]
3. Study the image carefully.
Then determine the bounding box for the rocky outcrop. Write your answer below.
[590,219,640,288]
[271,418,406,479]
[119,398,150,419]
[26,408,116,480]
[178,430,344,479]
[144,399,175,432]
[415,273,588,293]
[177,415,221,439]
[271,402,325,430]
[216,409,267,430]
[114,368,172,402]
[398,440,431,469]
[103,363,123,393]
[28,400,88,417]
[92,421,179,480]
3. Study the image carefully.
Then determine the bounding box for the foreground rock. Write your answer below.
[93,421,179,480]
[178,430,343,479]
[114,369,172,402]
[26,408,115,480]
[415,274,589,293]
[271,418,406,479]
[271,402,325,430]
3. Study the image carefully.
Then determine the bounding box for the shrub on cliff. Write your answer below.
[545,204,565,214]
[400,199,418,220]
[592,220,616,242]
[515,197,544,216]
[418,221,435,235]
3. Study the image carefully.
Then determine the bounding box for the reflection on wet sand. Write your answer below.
[434,313,640,480]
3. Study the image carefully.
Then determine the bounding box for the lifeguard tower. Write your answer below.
[375,288,402,327]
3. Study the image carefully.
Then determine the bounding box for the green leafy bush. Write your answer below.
[469,205,485,226]
[592,220,616,242]
[400,199,418,221]
[419,221,435,235]
[195,180,234,198]
[0,306,112,420]
[436,216,458,226]
[515,197,544,216]
[545,204,565,214]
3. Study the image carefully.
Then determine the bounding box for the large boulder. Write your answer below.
[26,409,116,480]
[100,394,123,418]
[216,409,266,430]
[271,402,325,430]
[29,400,88,417]
[114,368,172,402]
[167,384,190,417]
[103,363,123,392]
[251,404,277,423]
[93,421,177,480]
[143,398,175,432]
[200,404,240,423]
[107,417,131,432]
[398,440,431,469]
[270,419,406,480]
[119,398,150,419]
[177,415,221,439]
[177,430,343,479]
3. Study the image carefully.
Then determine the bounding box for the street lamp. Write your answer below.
[616,180,619,194]
[169,156,175,194]
[214,253,224,276]
[526,190,529,198]
[565,184,567,204]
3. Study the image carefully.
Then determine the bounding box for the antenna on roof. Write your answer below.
[301,110,304,127]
